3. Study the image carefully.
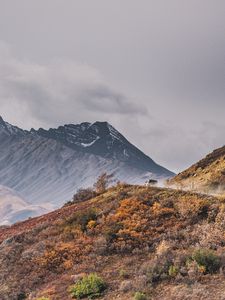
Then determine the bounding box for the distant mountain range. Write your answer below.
[0,185,47,225]
[0,116,174,220]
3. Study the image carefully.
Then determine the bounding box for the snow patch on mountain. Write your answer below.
[81,136,100,147]
[108,123,122,141]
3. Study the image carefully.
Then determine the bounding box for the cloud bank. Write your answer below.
[0,42,146,130]
[1,40,225,173]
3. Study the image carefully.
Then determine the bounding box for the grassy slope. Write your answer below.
[0,184,225,299]
[168,145,225,193]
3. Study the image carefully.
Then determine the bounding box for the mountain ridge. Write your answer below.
[0,116,174,218]
[35,120,172,175]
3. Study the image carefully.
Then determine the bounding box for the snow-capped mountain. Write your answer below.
[36,121,173,175]
[0,117,174,209]
[0,185,48,225]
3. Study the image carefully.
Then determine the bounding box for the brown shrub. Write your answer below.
[66,188,97,205]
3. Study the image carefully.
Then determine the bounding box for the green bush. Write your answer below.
[133,292,147,300]
[192,249,220,274]
[168,265,179,277]
[70,273,107,299]
[66,208,97,232]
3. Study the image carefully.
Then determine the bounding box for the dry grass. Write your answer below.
[168,145,225,194]
[0,184,225,299]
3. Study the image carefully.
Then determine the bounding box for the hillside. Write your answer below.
[168,145,225,193]
[0,117,174,208]
[0,184,225,299]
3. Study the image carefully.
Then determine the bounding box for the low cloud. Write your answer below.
[0,38,225,173]
[0,43,147,129]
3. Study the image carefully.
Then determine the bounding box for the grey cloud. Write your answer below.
[80,85,146,115]
[0,46,147,129]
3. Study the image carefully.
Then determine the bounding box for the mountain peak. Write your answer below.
[0,119,174,178]
[0,117,28,137]
[0,116,5,125]
[86,121,122,141]
[34,120,173,176]
[91,121,110,128]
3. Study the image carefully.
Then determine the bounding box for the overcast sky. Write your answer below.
[0,0,225,172]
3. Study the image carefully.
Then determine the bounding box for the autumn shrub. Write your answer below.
[216,203,225,229]
[36,298,51,300]
[37,244,73,271]
[105,197,149,250]
[191,249,220,274]
[156,240,173,257]
[117,190,129,200]
[133,292,147,300]
[70,273,106,299]
[36,236,93,272]
[176,196,210,222]
[101,195,182,253]
[93,236,107,255]
[87,220,97,230]
[189,222,225,249]
[151,202,174,217]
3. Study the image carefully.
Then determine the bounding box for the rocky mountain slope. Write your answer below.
[36,121,170,174]
[0,184,225,300]
[168,145,225,193]
[0,116,174,208]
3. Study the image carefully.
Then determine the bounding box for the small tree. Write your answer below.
[93,173,114,193]
[64,188,97,206]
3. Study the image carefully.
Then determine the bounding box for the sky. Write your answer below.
[0,0,225,172]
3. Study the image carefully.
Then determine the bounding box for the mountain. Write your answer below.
[168,145,225,193]
[0,185,48,225]
[0,184,224,299]
[36,121,171,174]
[0,116,174,208]
[0,116,28,137]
